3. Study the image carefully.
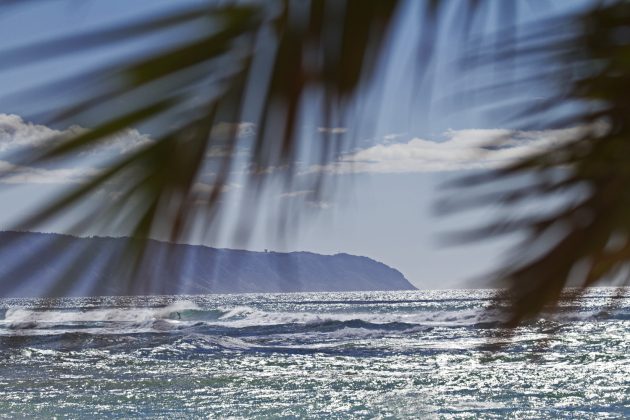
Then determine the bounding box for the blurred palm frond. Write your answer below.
[443,1,630,324]
[1,0,629,324]
[1,0,406,243]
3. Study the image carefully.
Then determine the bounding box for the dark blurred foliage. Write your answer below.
[0,0,628,324]
[442,1,630,325]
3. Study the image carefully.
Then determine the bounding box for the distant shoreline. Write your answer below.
[0,231,416,297]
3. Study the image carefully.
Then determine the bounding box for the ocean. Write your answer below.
[0,289,628,418]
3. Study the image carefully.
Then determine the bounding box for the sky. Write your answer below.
[0,0,595,289]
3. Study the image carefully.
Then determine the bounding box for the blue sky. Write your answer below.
[0,1,594,288]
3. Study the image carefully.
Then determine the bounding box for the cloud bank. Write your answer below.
[0,114,153,184]
[309,127,584,174]
[0,114,586,185]
[0,114,152,156]
[0,115,263,185]
[278,189,332,210]
[0,160,100,184]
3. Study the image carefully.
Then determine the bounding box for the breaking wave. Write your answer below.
[2,304,626,337]
[0,289,627,418]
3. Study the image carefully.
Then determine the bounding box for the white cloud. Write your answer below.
[307,200,332,210]
[0,115,262,188]
[189,182,242,206]
[383,132,406,142]
[318,127,347,134]
[0,114,586,184]
[0,114,153,185]
[278,189,332,210]
[308,127,585,175]
[0,113,152,157]
[0,160,99,184]
[279,189,314,199]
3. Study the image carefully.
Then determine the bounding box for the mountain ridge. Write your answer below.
[0,231,416,297]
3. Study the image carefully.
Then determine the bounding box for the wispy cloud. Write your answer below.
[0,114,153,186]
[308,127,585,174]
[307,200,332,210]
[0,114,585,184]
[317,127,347,134]
[0,114,152,156]
[383,132,406,142]
[0,160,99,184]
[278,189,332,210]
[0,115,258,187]
[279,189,314,199]
[188,182,242,206]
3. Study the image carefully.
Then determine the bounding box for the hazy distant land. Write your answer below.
[0,231,415,297]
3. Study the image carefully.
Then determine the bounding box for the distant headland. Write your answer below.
[0,231,416,297]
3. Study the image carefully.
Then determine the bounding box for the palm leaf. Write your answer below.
[443,1,630,324]
[7,0,626,329]
[0,0,409,296]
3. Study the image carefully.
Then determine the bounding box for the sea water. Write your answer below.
[0,289,628,418]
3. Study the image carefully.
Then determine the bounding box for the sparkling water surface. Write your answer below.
[0,289,628,418]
